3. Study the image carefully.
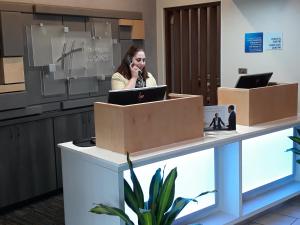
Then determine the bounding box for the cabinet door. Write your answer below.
[0,119,56,208]
[0,125,17,207]
[88,110,95,138]
[54,111,93,187]
[17,119,57,196]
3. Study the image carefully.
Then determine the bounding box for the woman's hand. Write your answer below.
[129,62,141,79]
[123,63,141,89]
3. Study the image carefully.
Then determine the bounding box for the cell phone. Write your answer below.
[127,56,142,77]
[127,56,132,66]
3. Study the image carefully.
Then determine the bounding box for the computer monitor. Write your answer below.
[108,85,167,105]
[235,72,273,89]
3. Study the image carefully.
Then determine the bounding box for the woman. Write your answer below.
[111,46,157,90]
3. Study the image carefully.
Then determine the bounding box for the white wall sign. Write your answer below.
[264,32,283,50]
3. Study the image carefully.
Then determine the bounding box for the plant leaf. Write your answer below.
[194,190,217,198]
[289,136,300,145]
[285,148,300,155]
[139,209,154,225]
[162,190,216,225]
[161,197,195,225]
[296,159,300,164]
[148,168,162,213]
[156,167,177,225]
[127,152,144,209]
[151,213,157,225]
[90,204,134,225]
[124,179,140,215]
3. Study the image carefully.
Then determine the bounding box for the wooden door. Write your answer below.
[165,2,220,105]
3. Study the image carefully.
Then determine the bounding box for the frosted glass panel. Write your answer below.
[31,25,64,66]
[85,38,114,77]
[86,21,114,77]
[94,21,112,38]
[66,32,88,78]
[30,23,114,79]
[41,72,66,96]
[68,77,98,95]
[53,66,66,80]
[124,148,215,224]
[113,41,121,71]
[242,128,293,193]
[52,31,90,79]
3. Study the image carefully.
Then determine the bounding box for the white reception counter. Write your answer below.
[59,115,300,225]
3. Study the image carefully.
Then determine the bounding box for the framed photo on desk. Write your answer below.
[204,105,236,131]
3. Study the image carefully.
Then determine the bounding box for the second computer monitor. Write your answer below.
[235,72,273,89]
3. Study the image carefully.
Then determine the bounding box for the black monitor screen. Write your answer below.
[108,85,167,105]
[235,72,273,89]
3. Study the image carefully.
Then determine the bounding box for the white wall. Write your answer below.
[157,0,300,110]
[142,0,157,76]
[222,0,300,110]
[222,0,300,87]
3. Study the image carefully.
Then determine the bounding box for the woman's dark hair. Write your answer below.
[116,46,149,80]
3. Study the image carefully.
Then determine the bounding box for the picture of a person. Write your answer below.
[209,113,225,130]
[227,105,236,130]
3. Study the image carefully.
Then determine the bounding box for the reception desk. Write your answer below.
[59,115,300,225]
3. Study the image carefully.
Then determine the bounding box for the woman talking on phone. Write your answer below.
[111,46,157,90]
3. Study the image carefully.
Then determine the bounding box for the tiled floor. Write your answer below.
[239,195,300,225]
[0,193,64,225]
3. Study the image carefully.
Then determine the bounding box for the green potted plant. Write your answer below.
[90,153,215,225]
[286,128,300,164]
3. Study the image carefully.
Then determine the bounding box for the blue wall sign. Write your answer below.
[245,32,263,53]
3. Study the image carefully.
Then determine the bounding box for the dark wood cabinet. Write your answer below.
[53,111,95,187]
[0,125,16,208]
[0,109,95,208]
[0,119,56,208]
[88,111,95,137]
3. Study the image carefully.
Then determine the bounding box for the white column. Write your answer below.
[216,141,242,217]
